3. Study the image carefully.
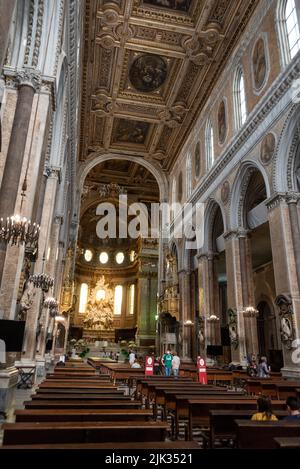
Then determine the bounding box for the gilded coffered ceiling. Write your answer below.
[80,0,259,171]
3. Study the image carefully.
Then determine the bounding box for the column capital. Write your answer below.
[196,250,218,261]
[223,228,249,240]
[44,166,61,181]
[265,192,287,211]
[286,191,300,205]
[16,68,41,91]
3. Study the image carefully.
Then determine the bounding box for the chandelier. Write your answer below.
[243,306,259,318]
[29,273,54,292]
[207,314,220,323]
[44,297,59,317]
[0,215,40,248]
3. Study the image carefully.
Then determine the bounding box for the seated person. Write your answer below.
[131,359,141,369]
[257,356,270,378]
[251,395,278,421]
[284,396,300,420]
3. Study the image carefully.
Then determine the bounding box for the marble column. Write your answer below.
[224,231,247,365]
[197,254,209,356]
[22,167,60,370]
[238,230,259,356]
[0,90,50,319]
[137,273,157,349]
[0,69,41,286]
[178,269,193,361]
[267,193,300,377]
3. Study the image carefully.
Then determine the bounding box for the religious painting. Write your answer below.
[218,100,227,144]
[253,37,267,90]
[144,0,192,12]
[195,141,201,178]
[113,119,150,144]
[178,171,183,202]
[129,54,167,92]
[260,133,276,165]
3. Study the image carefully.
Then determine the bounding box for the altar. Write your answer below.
[83,329,115,342]
[81,277,115,340]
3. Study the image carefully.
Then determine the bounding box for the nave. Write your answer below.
[1,359,300,451]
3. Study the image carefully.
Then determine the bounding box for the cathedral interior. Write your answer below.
[0,0,300,455]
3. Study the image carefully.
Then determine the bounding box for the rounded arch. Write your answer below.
[202,198,226,253]
[78,153,169,203]
[273,104,300,192]
[230,161,271,229]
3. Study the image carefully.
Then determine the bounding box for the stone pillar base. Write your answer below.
[281,366,300,379]
[0,365,18,421]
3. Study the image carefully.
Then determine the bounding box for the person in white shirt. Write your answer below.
[172,352,180,378]
[131,359,141,368]
[129,349,136,366]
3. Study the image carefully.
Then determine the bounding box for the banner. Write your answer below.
[197,356,207,384]
[145,356,154,375]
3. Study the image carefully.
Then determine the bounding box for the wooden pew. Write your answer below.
[15,408,153,423]
[2,421,170,445]
[24,399,142,409]
[31,393,131,401]
[154,387,245,421]
[185,398,286,441]
[235,420,300,449]
[274,437,300,449]
[38,382,115,389]
[46,374,109,380]
[209,409,288,448]
[35,388,123,395]
[136,377,193,400]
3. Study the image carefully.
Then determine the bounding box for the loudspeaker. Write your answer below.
[221,326,231,346]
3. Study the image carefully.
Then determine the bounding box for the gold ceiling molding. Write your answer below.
[80,0,259,168]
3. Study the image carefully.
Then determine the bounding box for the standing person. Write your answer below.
[154,356,160,375]
[172,351,180,378]
[283,396,300,420]
[129,349,135,366]
[251,395,278,421]
[257,356,270,378]
[161,350,173,377]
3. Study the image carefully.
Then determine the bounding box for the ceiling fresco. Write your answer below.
[143,0,193,12]
[80,0,259,171]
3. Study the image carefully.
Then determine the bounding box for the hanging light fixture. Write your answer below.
[29,273,54,292]
[0,214,40,248]
[243,306,259,318]
[207,314,220,323]
[44,297,59,317]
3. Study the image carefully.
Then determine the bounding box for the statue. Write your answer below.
[83,276,114,331]
[18,282,35,320]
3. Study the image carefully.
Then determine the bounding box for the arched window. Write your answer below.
[128,284,135,315]
[79,283,88,313]
[278,0,300,64]
[186,153,192,198]
[233,67,247,129]
[285,0,300,59]
[114,285,123,315]
[205,120,214,170]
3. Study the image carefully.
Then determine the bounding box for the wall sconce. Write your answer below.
[207,314,220,323]
[184,319,194,326]
[243,306,259,318]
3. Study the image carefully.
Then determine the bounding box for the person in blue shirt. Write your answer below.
[284,396,300,420]
[162,350,173,377]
